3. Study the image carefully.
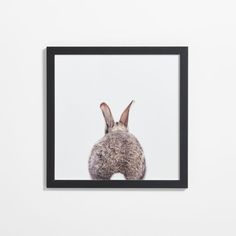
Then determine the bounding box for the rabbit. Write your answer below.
[88,101,146,180]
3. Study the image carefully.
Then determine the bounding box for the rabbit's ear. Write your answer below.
[119,100,134,127]
[100,102,114,129]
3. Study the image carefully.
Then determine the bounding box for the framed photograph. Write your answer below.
[47,47,188,188]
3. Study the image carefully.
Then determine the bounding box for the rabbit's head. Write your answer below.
[100,100,134,134]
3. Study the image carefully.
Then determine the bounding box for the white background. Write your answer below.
[55,55,179,180]
[0,0,236,235]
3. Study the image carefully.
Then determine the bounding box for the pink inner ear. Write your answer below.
[100,102,114,128]
[119,100,134,127]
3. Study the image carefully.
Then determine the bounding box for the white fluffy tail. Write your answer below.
[111,173,125,180]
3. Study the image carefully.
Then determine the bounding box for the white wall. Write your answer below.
[0,0,236,235]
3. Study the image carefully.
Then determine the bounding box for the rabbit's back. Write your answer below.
[89,131,145,180]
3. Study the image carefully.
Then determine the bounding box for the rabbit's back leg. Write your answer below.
[124,156,146,180]
[124,168,145,180]
[90,172,112,180]
[89,155,114,180]
[89,165,113,180]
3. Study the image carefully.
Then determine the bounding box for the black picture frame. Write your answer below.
[47,46,188,188]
